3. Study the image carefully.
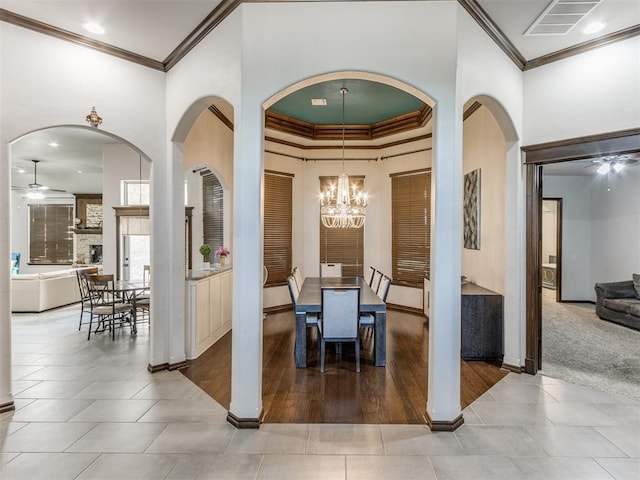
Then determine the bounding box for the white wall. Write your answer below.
[542,200,558,265]
[544,169,640,300]
[543,175,592,300]
[462,106,506,294]
[590,168,640,285]
[523,36,640,145]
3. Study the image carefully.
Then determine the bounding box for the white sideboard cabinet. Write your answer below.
[185,266,232,359]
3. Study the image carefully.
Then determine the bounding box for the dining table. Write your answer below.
[114,280,149,334]
[295,276,386,368]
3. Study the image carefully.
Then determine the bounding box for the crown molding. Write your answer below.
[0,9,165,71]
[265,104,431,141]
[524,25,640,71]
[264,132,432,152]
[163,0,242,71]
[457,0,526,71]
[208,105,234,131]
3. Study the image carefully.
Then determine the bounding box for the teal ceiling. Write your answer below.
[269,79,425,125]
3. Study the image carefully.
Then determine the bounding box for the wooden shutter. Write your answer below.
[319,176,364,277]
[264,171,293,285]
[202,173,224,254]
[29,204,74,264]
[391,170,431,287]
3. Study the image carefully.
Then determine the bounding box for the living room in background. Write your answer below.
[319,175,364,277]
[391,169,431,287]
[264,170,292,286]
[29,204,74,265]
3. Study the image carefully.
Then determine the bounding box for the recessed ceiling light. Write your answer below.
[18,168,26,174]
[48,141,59,147]
[77,170,83,174]
[311,99,327,106]
[83,22,105,35]
[583,22,605,34]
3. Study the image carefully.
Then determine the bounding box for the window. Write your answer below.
[202,172,224,251]
[29,204,74,265]
[122,180,150,205]
[264,171,293,285]
[391,169,431,287]
[319,175,364,277]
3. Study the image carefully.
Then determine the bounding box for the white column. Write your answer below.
[148,143,187,371]
[227,99,263,426]
[503,144,525,369]
[426,97,463,430]
[0,142,14,413]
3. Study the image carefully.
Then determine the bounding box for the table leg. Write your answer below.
[374,310,386,367]
[295,312,307,367]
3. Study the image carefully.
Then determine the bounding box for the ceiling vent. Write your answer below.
[525,0,602,36]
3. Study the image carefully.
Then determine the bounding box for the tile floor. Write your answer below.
[1,305,639,479]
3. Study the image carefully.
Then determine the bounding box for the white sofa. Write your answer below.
[11,268,96,313]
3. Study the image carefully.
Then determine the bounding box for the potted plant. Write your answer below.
[216,246,230,266]
[199,244,212,268]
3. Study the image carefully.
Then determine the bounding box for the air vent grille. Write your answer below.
[525,0,602,36]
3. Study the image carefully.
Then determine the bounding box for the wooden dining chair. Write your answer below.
[319,286,361,373]
[85,274,135,340]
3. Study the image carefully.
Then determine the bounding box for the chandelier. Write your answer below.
[320,88,368,229]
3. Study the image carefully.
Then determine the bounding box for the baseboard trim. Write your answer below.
[386,303,423,316]
[168,360,188,371]
[0,401,15,414]
[560,300,595,304]
[227,409,263,429]
[425,412,464,432]
[501,363,524,374]
[147,363,169,373]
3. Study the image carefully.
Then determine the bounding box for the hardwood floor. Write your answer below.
[181,309,508,424]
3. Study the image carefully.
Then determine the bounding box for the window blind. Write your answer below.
[391,170,431,287]
[202,173,224,256]
[319,175,364,277]
[264,171,293,285]
[29,204,74,265]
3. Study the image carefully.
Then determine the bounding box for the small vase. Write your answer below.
[220,255,226,266]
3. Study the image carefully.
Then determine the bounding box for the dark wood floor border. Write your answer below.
[227,410,263,429]
[0,401,15,414]
[425,412,464,432]
[386,303,423,316]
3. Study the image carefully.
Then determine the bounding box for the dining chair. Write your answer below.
[366,266,376,287]
[320,262,342,277]
[319,286,361,373]
[360,274,391,329]
[371,269,383,293]
[292,266,304,292]
[287,275,317,328]
[85,274,135,340]
[76,267,99,331]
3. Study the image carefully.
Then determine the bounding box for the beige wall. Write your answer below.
[462,106,506,295]
[542,200,558,265]
[183,109,234,266]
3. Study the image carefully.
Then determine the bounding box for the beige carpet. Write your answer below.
[541,288,640,400]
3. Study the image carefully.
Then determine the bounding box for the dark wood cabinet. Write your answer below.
[461,283,503,361]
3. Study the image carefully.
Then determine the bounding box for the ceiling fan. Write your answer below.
[11,159,66,199]
[585,154,639,175]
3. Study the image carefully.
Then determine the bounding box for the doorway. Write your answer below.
[541,198,562,303]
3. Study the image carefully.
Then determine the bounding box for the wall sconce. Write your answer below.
[86,106,103,128]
